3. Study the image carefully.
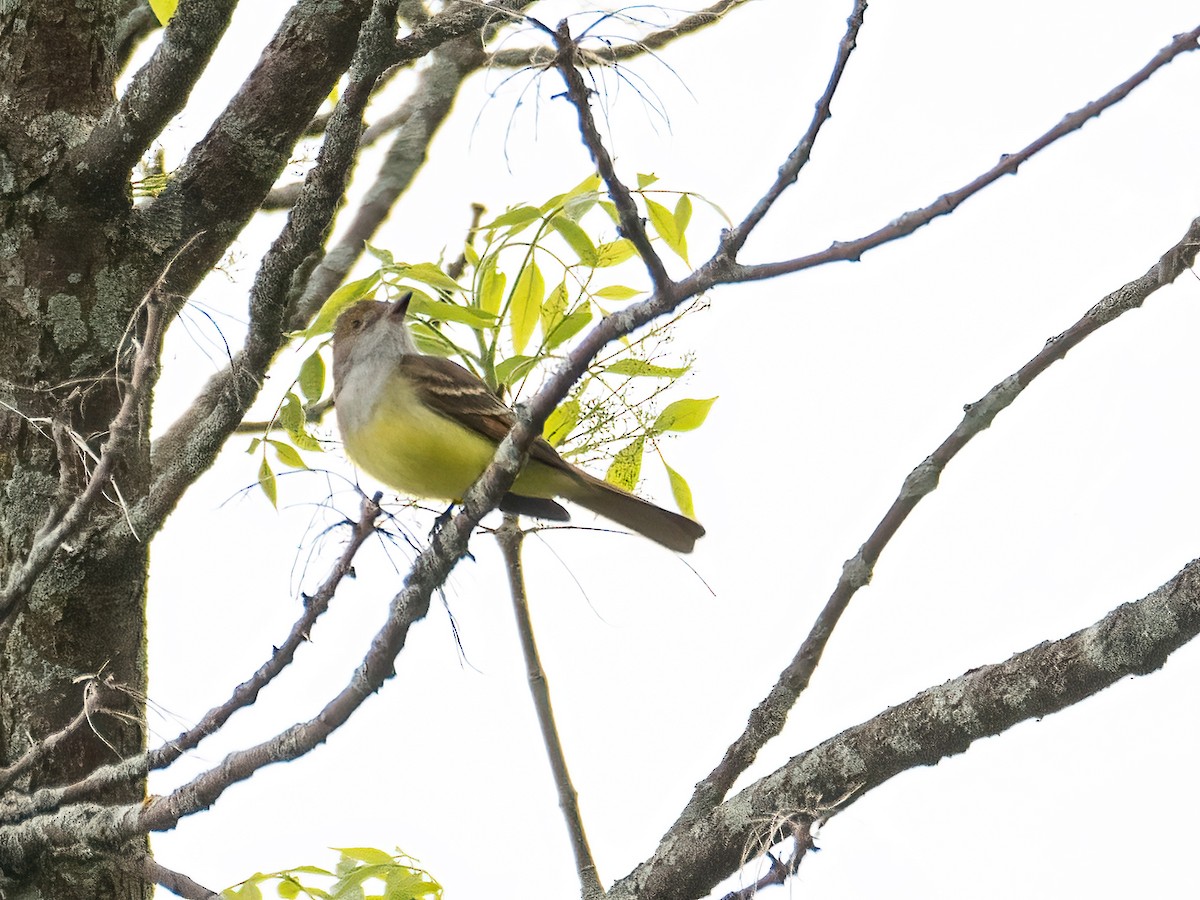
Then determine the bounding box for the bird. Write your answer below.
[331,294,705,553]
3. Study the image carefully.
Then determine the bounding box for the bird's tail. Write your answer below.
[563,470,705,554]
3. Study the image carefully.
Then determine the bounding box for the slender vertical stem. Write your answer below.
[495,516,605,900]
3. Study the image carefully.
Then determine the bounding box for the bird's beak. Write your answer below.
[392,291,413,321]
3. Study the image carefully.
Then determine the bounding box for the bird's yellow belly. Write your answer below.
[342,391,561,500]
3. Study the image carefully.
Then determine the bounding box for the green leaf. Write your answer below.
[246,437,262,455]
[594,239,636,267]
[510,260,544,354]
[551,216,598,266]
[651,396,717,434]
[462,242,480,269]
[406,291,498,329]
[483,205,542,232]
[269,439,307,470]
[540,281,568,339]
[336,848,397,866]
[645,197,688,263]
[278,880,301,899]
[147,0,177,25]
[299,350,326,403]
[593,284,641,300]
[664,461,697,520]
[391,262,462,294]
[597,200,620,224]
[478,254,506,315]
[604,359,690,379]
[364,242,394,266]
[281,393,322,451]
[258,458,277,508]
[543,399,580,447]
[305,273,380,337]
[494,354,539,388]
[636,172,659,189]
[606,436,645,491]
[544,307,592,351]
[675,193,693,235]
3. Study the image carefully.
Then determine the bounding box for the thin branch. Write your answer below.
[74,0,239,186]
[720,0,866,258]
[669,212,1200,828]
[0,288,169,622]
[142,0,400,534]
[488,0,750,68]
[552,18,673,296]
[0,680,103,792]
[0,493,381,824]
[709,24,1200,283]
[609,553,1200,900]
[126,854,219,900]
[496,518,604,900]
[285,34,488,331]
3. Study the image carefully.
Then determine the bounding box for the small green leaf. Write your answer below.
[604,359,690,379]
[636,172,659,189]
[392,262,462,294]
[483,205,542,232]
[597,200,620,224]
[594,239,636,267]
[277,879,301,899]
[540,281,569,339]
[645,197,688,263]
[246,437,262,455]
[299,350,326,403]
[664,461,697,520]
[494,354,539,388]
[281,393,322,451]
[148,0,177,25]
[258,458,277,508]
[675,193,693,235]
[336,848,396,866]
[364,242,394,266]
[544,307,592,351]
[551,216,598,266]
[543,399,580,447]
[510,260,545,354]
[593,284,641,300]
[651,396,717,434]
[305,273,380,337]
[406,291,498,328]
[478,255,506,315]
[462,242,480,268]
[269,439,307,470]
[606,436,645,491]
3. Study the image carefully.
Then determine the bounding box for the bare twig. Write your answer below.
[496,517,604,900]
[0,288,169,622]
[670,213,1200,828]
[489,0,750,68]
[720,0,867,258]
[712,24,1200,282]
[552,18,673,296]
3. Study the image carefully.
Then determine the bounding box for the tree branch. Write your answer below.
[707,24,1200,283]
[496,518,604,900]
[611,554,1200,900]
[668,212,1200,828]
[74,0,239,188]
[142,1,399,533]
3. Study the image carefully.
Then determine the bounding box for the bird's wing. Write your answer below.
[397,355,576,475]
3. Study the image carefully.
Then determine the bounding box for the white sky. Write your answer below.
[143,1,1200,897]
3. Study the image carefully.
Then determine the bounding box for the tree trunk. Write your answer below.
[0,2,151,896]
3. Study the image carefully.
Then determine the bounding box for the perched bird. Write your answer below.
[332,295,705,553]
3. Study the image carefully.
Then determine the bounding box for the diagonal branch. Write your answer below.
[669,213,1200,828]
[488,0,750,68]
[720,0,866,258]
[709,24,1200,283]
[611,553,1200,900]
[74,0,239,188]
[141,2,399,534]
